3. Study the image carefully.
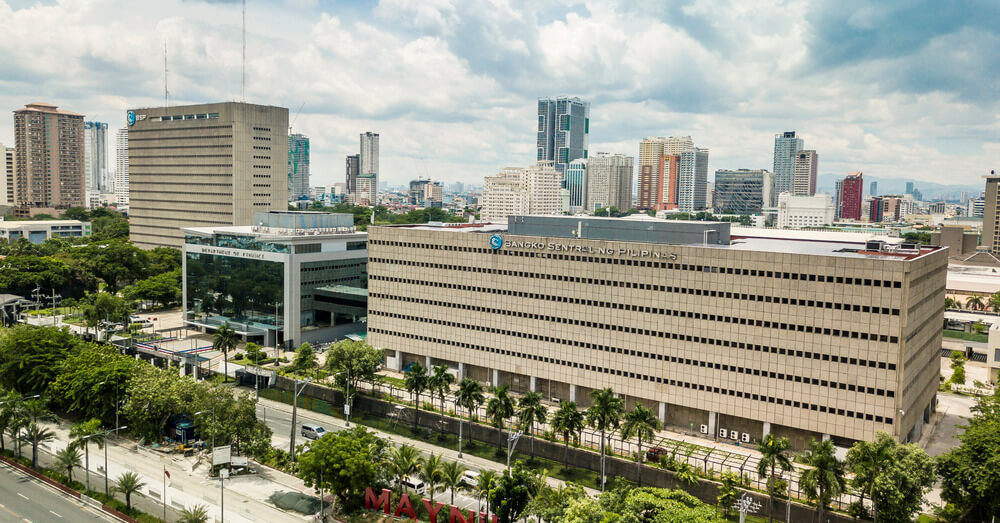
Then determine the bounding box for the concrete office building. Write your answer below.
[84,121,109,202]
[839,172,864,220]
[537,97,589,174]
[983,173,1000,255]
[792,150,818,196]
[481,162,561,223]
[565,158,587,213]
[115,127,129,207]
[678,148,709,212]
[357,132,379,206]
[13,102,86,216]
[409,179,443,207]
[0,219,90,243]
[586,153,633,212]
[773,131,803,200]
[777,193,835,228]
[833,180,843,220]
[288,133,310,200]
[126,102,289,249]
[182,211,367,348]
[367,215,945,448]
[713,169,773,214]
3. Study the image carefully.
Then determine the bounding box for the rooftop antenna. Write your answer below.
[163,41,169,106]
[241,0,246,101]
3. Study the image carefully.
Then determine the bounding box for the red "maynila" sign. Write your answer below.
[365,487,499,523]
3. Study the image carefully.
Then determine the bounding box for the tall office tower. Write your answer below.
[126,102,289,249]
[713,169,772,214]
[792,150,818,196]
[772,131,804,200]
[357,132,379,206]
[960,191,968,204]
[287,133,310,200]
[481,161,561,223]
[677,148,709,212]
[981,172,1000,255]
[1,144,13,205]
[833,180,843,219]
[345,154,359,196]
[585,153,633,212]
[114,127,129,207]
[905,181,914,195]
[565,158,587,213]
[12,102,85,216]
[83,121,109,199]
[870,181,878,196]
[637,136,690,210]
[839,172,864,220]
[536,97,589,174]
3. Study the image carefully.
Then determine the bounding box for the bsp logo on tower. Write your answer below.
[489,234,503,250]
[127,111,136,127]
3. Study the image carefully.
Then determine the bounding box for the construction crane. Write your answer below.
[289,102,305,133]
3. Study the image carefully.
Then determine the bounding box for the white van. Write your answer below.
[460,469,480,487]
[301,424,327,440]
[402,477,426,495]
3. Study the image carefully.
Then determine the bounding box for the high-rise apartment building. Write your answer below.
[833,180,843,219]
[537,97,589,174]
[677,147,709,212]
[792,150,818,196]
[84,121,109,199]
[980,173,1000,255]
[357,132,379,206]
[12,102,86,216]
[839,171,864,220]
[772,131,803,199]
[712,169,773,214]
[1,144,13,206]
[585,153,633,212]
[481,161,561,223]
[126,102,289,249]
[638,136,691,210]
[408,179,443,207]
[115,127,129,207]
[345,154,359,196]
[288,133,310,200]
[565,158,587,214]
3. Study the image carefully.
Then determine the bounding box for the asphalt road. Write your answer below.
[0,462,113,522]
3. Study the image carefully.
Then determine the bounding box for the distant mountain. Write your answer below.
[816,173,984,202]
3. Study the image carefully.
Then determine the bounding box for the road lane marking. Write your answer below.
[16,493,28,500]
[48,510,62,518]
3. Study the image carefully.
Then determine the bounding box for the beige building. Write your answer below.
[792,150,818,196]
[982,172,1000,255]
[126,102,289,249]
[368,216,945,448]
[2,144,13,206]
[12,102,86,216]
[638,136,692,211]
[585,153,633,212]
[480,161,561,223]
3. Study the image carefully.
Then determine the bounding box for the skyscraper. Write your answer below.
[287,133,310,200]
[1,144,13,205]
[870,181,878,196]
[537,97,589,174]
[905,181,914,195]
[127,102,289,249]
[565,158,587,213]
[357,132,379,206]
[982,172,1000,255]
[585,153,633,212]
[345,154,359,196]
[772,131,803,200]
[792,150,818,196]
[677,148,709,212]
[481,161,561,223]
[83,121,109,200]
[114,127,128,207]
[637,136,691,210]
[713,169,772,214]
[13,102,85,216]
[839,171,864,220]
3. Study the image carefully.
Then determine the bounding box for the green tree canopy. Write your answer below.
[50,343,139,421]
[325,340,383,393]
[937,390,1000,520]
[0,325,83,393]
[488,461,533,523]
[296,426,390,510]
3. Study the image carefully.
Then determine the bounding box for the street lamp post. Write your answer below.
[289,378,312,461]
[456,396,463,459]
[506,431,523,470]
[334,369,351,427]
[100,425,128,496]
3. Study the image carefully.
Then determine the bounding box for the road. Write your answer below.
[0,462,113,522]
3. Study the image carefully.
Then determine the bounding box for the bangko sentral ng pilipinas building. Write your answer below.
[366,215,946,448]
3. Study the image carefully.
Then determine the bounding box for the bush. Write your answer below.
[234,352,244,360]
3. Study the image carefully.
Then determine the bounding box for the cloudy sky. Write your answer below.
[0,0,997,189]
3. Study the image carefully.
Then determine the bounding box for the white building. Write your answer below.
[1,143,12,206]
[84,121,109,208]
[585,152,633,212]
[481,161,561,223]
[0,219,91,243]
[115,127,128,207]
[678,148,709,212]
[777,192,835,228]
[358,132,379,206]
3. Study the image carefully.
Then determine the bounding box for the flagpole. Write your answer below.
[163,465,167,522]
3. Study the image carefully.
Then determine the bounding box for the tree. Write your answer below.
[419,452,444,503]
[757,434,792,523]
[517,391,547,461]
[563,496,606,523]
[799,438,846,523]
[486,385,515,454]
[0,325,82,394]
[0,389,22,453]
[292,342,317,374]
[474,469,497,515]
[55,445,82,485]
[389,444,421,491]
[847,431,933,523]
[428,364,456,415]
[966,295,984,311]
[936,390,1000,521]
[212,323,239,383]
[243,342,264,364]
[674,461,699,486]
[404,362,429,431]
[296,426,389,510]
[950,351,967,385]
[456,378,485,444]
[621,404,661,487]
[526,483,586,523]
[487,461,533,523]
[114,471,146,510]
[324,340,382,396]
[122,269,181,309]
[178,505,210,523]
[989,292,1000,312]
[944,296,958,309]
[587,388,624,490]
[440,460,467,506]
[551,401,585,470]
[20,399,56,468]
[50,344,139,421]
[70,418,105,492]
[717,471,741,517]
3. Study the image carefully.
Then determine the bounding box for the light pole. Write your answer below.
[786,467,792,523]
[100,425,128,496]
[456,395,463,459]
[506,430,523,470]
[194,409,216,466]
[334,369,351,427]
[289,378,312,461]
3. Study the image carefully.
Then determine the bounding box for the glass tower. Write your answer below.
[772,131,803,201]
[537,97,589,174]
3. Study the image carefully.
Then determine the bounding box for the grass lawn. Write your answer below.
[943,329,988,343]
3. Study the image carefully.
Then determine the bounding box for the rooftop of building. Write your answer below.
[129,101,287,111]
[182,211,362,240]
[16,102,83,117]
[0,219,87,229]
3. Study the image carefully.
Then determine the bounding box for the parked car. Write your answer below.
[301,424,327,440]
[645,447,667,463]
[402,477,426,495]
[460,469,480,487]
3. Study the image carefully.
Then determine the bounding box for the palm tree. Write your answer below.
[486,385,515,455]
[551,401,585,470]
[419,453,444,503]
[428,364,456,416]
[212,322,239,382]
[846,432,894,523]
[586,388,624,491]
[966,295,984,311]
[114,471,146,511]
[517,391,547,462]
[674,461,699,486]
[390,445,421,491]
[474,469,497,515]
[8,411,28,459]
[944,296,957,310]
[456,378,485,445]
[22,422,55,469]
[0,390,21,453]
[621,404,661,487]
[799,439,846,523]
[440,460,467,505]
[178,504,210,523]
[989,292,1000,313]
[70,418,105,492]
[404,363,429,431]
[56,445,82,485]
[757,434,792,523]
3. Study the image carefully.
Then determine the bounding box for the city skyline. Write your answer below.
[0,1,996,190]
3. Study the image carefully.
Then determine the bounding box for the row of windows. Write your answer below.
[131,164,233,168]
[155,113,219,121]
[369,291,897,371]
[253,136,271,141]
[369,239,904,288]
[128,145,232,150]
[252,126,271,132]
[253,174,271,178]
[252,145,270,150]
[253,165,272,169]
[252,155,271,160]
[301,261,367,272]
[368,266,899,343]
[369,325,895,425]
[130,134,234,141]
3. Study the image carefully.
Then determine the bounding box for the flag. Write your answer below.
[164,469,170,479]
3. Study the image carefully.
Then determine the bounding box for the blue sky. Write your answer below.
[0,0,996,188]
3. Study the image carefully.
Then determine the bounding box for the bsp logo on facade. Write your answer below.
[127,111,136,127]
[488,234,503,250]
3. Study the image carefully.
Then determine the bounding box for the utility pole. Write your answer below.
[289,378,312,460]
[31,286,42,315]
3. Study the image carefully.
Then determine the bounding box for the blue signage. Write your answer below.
[127,110,136,127]
[489,234,503,250]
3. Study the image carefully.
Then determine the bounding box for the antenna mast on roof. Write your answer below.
[241,0,246,101]
[164,41,169,106]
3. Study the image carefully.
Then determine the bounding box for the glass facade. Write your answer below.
[300,259,368,329]
[185,252,284,335]
[184,233,291,253]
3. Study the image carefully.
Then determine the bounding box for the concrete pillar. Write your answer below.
[393,350,403,372]
[179,363,186,377]
[425,355,432,369]
[458,362,465,380]
[658,402,667,424]
[763,422,771,439]
[529,376,537,393]
[492,369,499,388]
[569,384,577,403]
[822,433,831,442]
[708,411,717,438]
